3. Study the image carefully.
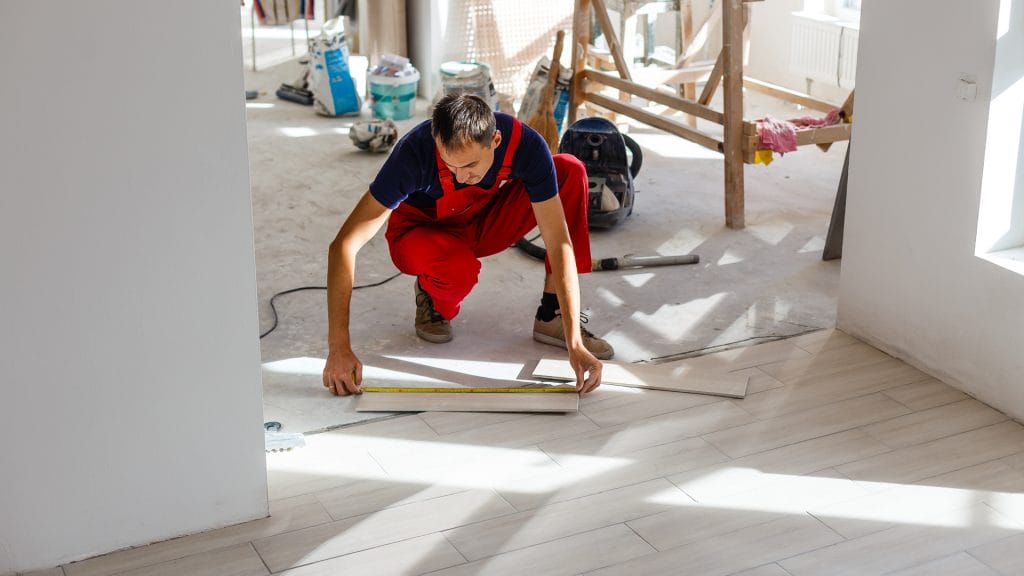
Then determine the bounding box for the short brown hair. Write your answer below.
[431,93,496,150]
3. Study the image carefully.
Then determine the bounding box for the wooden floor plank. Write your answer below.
[534,358,749,398]
[355,391,579,413]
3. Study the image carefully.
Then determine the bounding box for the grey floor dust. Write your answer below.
[245,57,848,433]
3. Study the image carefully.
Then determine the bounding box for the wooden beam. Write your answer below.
[795,123,852,146]
[679,0,697,127]
[591,0,633,81]
[699,51,724,105]
[584,69,724,124]
[583,91,724,152]
[356,391,579,413]
[675,0,722,69]
[722,0,745,229]
[742,77,838,113]
[569,0,592,124]
[533,358,750,398]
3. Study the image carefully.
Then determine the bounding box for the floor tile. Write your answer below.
[443,479,691,562]
[885,552,1000,576]
[968,533,1024,575]
[811,460,1024,539]
[22,569,66,576]
[417,411,531,436]
[786,329,859,354]
[539,399,753,464]
[579,386,720,428]
[728,565,793,576]
[670,339,813,374]
[426,524,655,576]
[743,368,786,395]
[1001,450,1024,471]
[112,544,267,576]
[836,421,1024,486]
[669,429,892,502]
[860,398,1007,449]
[62,495,329,576]
[253,490,513,572]
[631,470,867,551]
[585,514,842,576]
[275,533,465,576]
[499,437,728,510]
[882,379,969,411]
[316,446,557,519]
[367,413,598,475]
[737,359,929,420]
[780,503,1022,575]
[703,393,910,458]
[756,342,892,384]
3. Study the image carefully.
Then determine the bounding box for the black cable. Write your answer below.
[259,272,403,339]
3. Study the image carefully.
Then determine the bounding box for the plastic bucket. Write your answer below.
[369,69,420,120]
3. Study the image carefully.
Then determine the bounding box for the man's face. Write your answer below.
[436,131,502,185]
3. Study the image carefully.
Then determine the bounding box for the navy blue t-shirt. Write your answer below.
[368,113,558,211]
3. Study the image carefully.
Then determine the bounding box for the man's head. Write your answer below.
[431,93,501,185]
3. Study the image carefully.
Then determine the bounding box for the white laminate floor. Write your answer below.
[57,329,1024,576]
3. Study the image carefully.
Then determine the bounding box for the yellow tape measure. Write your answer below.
[361,386,576,394]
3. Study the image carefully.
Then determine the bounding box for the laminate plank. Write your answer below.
[426,524,655,576]
[669,339,813,373]
[538,400,753,464]
[367,413,599,476]
[811,460,1024,539]
[743,368,786,395]
[885,553,1000,576]
[703,393,911,458]
[418,411,532,436]
[23,570,65,576]
[968,533,1024,575]
[534,358,749,398]
[356,391,579,413]
[836,421,1024,486]
[580,386,721,428]
[315,446,557,520]
[499,437,729,511]
[585,514,843,576]
[787,328,859,354]
[274,533,465,576]
[756,342,893,384]
[780,503,1022,576]
[729,565,793,576]
[442,479,692,562]
[112,544,267,576]
[737,360,931,420]
[669,430,892,502]
[882,378,968,411]
[62,495,330,576]
[252,490,514,573]
[631,470,868,551]
[860,399,1006,449]
[1001,450,1024,471]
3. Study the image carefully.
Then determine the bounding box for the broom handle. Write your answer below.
[544,31,565,111]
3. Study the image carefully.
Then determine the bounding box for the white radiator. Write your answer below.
[789,12,858,89]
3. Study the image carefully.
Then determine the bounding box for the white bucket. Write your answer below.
[440,61,500,110]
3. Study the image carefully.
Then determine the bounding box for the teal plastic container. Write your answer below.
[369,69,420,120]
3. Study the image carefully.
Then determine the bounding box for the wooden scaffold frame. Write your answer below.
[568,0,855,229]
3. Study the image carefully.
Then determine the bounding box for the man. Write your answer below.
[322,93,611,396]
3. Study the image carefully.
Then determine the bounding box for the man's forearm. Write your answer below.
[326,243,356,352]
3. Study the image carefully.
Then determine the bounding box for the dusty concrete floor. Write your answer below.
[244,57,847,433]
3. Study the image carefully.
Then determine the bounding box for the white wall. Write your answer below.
[0,1,268,573]
[838,0,1024,420]
[746,0,852,104]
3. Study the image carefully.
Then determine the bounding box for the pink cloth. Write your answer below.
[755,108,842,155]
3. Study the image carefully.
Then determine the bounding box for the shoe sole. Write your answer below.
[533,331,614,360]
[417,328,453,343]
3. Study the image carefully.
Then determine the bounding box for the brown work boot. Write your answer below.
[414,281,452,343]
[533,312,614,360]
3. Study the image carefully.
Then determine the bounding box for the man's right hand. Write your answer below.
[323,349,362,396]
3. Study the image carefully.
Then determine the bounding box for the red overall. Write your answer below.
[385,118,592,320]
